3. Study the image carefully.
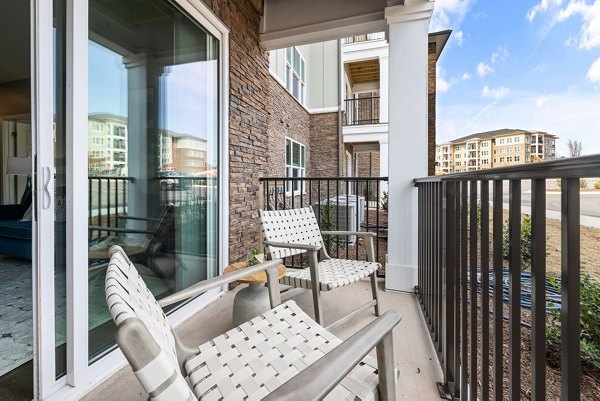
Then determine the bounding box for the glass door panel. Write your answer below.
[0,1,33,398]
[87,0,220,362]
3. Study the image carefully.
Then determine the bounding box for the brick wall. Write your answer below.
[266,77,311,177]
[356,152,381,177]
[309,112,339,177]
[201,0,269,263]
[428,42,436,176]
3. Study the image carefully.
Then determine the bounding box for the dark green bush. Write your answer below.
[547,274,600,369]
[502,214,532,269]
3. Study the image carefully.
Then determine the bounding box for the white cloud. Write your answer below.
[565,35,576,46]
[462,72,472,81]
[491,46,510,64]
[482,86,510,100]
[477,62,494,77]
[438,90,600,156]
[587,56,600,84]
[430,0,474,32]
[535,96,549,107]
[455,30,464,46]
[438,77,450,93]
[528,0,600,50]
[527,0,564,22]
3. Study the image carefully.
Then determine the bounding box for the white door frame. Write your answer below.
[33,0,230,399]
[32,0,61,398]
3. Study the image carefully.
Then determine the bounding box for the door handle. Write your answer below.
[42,166,52,209]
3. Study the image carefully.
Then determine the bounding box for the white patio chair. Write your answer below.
[259,207,381,328]
[105,245,400,401]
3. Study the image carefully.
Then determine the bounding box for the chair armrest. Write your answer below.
[263,241,321,252]
[263,310,401,401]
[157,259,283,307]
[89,226,155,235]
[321,231,376,237]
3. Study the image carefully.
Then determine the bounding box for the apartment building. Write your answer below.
[436,128,558,174]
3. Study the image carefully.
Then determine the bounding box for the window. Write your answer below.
[499,138,505,144]
[515,137,521,143]
[526,145,530,152]
[285,138,306,193]
[285,47,306,104]
[456,153,461,158]
[500,157,505,162]
[515,156,521,162]
[514,146,519,152]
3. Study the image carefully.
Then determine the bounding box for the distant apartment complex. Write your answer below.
[87,113,208,176]
[435,129,558,174]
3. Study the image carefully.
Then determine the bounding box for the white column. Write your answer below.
[384,1,433,292]
[124,54,149,229]
[379,55,389,123]
[379,140,389,197]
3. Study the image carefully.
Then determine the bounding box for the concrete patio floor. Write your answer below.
[84,278,443,400]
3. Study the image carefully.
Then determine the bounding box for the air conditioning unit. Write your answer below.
[314,195,365,243]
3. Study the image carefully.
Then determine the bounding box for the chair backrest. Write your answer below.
[105,246,195,400]
[259,207,324,260]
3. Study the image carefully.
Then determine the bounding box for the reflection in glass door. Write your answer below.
[87,0,220,361]
[0,1,34,398]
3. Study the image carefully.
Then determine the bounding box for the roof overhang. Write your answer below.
[260,0,405,50]
[428,30,451,60]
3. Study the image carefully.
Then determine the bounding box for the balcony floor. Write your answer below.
[84,279,442,400]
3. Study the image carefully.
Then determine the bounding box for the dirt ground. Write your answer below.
[545,216,600,281]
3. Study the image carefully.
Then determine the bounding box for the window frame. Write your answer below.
[285,137,306,195]
[285,47,306,105]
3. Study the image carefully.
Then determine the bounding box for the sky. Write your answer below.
[431,0,600,157]
[88,41,218,142]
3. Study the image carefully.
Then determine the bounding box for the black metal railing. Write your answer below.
[88,176,133,237]
[344,97,380,126]
[414,155,600,400]
[260,176,388,276]
[342,32,386,44]
[88,175,215,240]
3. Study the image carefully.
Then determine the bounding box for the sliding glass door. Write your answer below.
[29,0,227,399]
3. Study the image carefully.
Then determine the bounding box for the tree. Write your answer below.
[567,139,583,157]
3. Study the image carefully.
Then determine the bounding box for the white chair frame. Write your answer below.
[105,245,400,401]
[259,206,381,329]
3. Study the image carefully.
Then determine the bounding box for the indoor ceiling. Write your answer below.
[0,0,30,84]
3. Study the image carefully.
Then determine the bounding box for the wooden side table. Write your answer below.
[224,261,286,326]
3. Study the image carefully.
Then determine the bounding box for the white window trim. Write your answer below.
[284,47,306,106]
[285,137,306,196]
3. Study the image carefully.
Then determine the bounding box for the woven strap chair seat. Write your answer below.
[185,301,379,401]
[280,258,380,291]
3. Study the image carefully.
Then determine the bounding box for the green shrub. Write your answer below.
[319,202,344,251]
[502,214,532,269]
[547,274,600,369]
[594,181,600,190]
[363,185,375,201]
[381,191,388,213]
[581,178,588,189]
[556,178,561,188]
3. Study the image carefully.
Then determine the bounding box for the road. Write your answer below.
[488,179,600,227]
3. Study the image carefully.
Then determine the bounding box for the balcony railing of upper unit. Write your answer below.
[342,32,385,45]
[259,176,388,276]
[344,97,380,126]
[414,154,600,400]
